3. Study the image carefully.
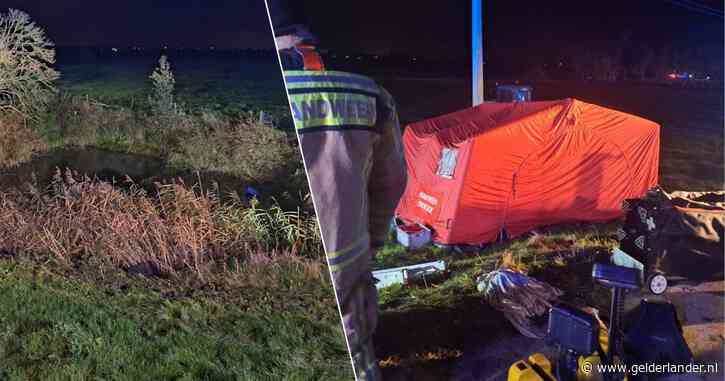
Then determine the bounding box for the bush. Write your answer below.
[33,93,139,150]
[169,114,301,185]
[0,170,322,280]
[0,9,59,119]
[224,197,321,256]
[148,55,187,126]
[0,115,46,167]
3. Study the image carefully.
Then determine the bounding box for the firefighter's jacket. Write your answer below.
[284,69,407,300]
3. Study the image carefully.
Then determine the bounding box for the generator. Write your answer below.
[614,187,725,295]
[615,191,672,295]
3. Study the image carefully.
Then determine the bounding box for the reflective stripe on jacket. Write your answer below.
[285,70,381,134]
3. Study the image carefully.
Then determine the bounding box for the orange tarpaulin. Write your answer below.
[396,98,660,245]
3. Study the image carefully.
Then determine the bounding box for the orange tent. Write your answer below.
[395,98,660,245]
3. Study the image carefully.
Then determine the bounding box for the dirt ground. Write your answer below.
[381,279,724,381]
[664,281,725,381]
[454,280,723,381]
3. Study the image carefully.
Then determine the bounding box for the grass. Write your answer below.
[0,54,351,379]
[55,57,290,120]
[166,114,301,187]
[27,92,300,180]
[0,260,350,381]
[375,222,619,313]
[2,55,306,201]
[0,171,352,380]
[0,170,321,278]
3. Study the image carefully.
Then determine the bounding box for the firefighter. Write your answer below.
[268,1,407,380]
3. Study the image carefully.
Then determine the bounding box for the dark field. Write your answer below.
[377,77,724,191]
[56,54,290,119]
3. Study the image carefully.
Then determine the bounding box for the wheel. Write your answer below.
[648,273,668,295]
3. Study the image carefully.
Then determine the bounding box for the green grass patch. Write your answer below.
[55,59,290,120]
[0,260,351,381]
[375,221,620,312]
[373,222,622,373]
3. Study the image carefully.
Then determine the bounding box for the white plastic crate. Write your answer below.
[396,223,431,249]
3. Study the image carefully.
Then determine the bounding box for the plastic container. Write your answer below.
[396,222,431,249]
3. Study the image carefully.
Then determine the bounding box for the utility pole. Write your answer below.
[472,0,484,106]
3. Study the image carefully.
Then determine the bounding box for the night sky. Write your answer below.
[294,0,724,59]
[0,0,721,63]
[0,0,275,49]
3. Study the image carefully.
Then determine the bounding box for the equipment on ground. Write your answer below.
[616,192,672,294]
[395,222,432,249]
[624,300,694,378]
[547,304,602,381]
[477,268,563,338]
[510,353,557,381]
[613,188,724,295]
[244,186,259,200]
[507,262,693,381]
[592,263,639,375]
[372,260,446,289]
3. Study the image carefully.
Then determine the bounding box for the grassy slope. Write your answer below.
[0,260,351,381]
[0,58,350,379]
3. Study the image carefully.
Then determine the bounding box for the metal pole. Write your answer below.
[472,0,484,106]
